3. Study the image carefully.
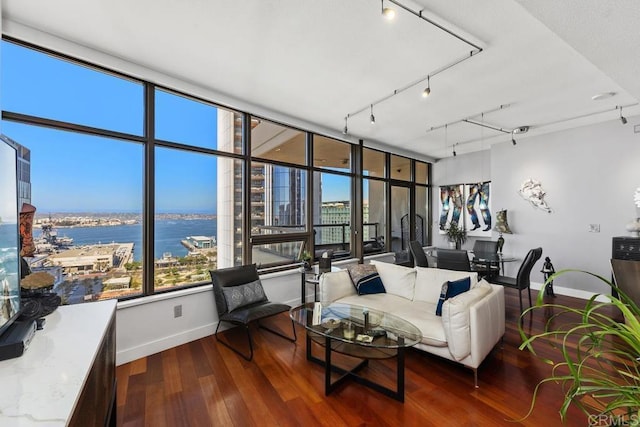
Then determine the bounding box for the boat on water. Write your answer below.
[35,223,74,253]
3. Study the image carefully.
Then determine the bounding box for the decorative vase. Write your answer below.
[19,203,36,257]
[626,218,640,237]
[448,241,456,249]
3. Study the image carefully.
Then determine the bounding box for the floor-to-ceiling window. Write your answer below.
[1,37,432,303]
[249,118,307,268]
[1,39,244,302]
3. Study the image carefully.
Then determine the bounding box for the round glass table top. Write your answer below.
[290,302,422,349]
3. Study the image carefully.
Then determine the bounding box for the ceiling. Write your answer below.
[3,0,639,160]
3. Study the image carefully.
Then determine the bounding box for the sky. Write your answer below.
[1,41,348,214]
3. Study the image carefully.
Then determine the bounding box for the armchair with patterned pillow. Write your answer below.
[210,264,296,361]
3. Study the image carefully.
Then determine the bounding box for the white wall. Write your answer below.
[433,116,640,297]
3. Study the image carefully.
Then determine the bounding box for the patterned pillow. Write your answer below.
[222,279,267,312]
[435,276,471,316]
[346,264,386,295]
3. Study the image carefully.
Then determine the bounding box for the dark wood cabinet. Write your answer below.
[69,311,116,427]
[612,236,640,261]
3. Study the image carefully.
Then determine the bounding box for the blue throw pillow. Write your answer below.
[435,276,471,316]
[356,272,386,295]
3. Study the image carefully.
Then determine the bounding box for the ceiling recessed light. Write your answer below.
[591,92,616,101]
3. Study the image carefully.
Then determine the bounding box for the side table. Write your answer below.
[301,269,320,304]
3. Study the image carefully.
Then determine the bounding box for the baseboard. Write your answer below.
[116,323,216,366]
[529,281,610,303]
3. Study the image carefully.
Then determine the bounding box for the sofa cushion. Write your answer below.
[395,300,448,347]
[221,279,267,312]
[346,264,386,295]
[414,267,478,304]
[334,294,447,347]
[319,270,356,303]
[370,260,415,300]
[436,276,471,316]
[441,280,492,360]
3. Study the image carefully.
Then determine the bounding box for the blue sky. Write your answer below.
[1,41,348,213]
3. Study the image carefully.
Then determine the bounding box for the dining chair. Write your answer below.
[436,248,472,272]
[409,240,430,267]
[471,240,500,279]
[489,247,542,314]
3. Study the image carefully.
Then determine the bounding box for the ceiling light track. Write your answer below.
[439,103,640,155]
[345,50,482,122]
[386,0,483,51]
[341,0,483,132]
[426,104,512,133]
[462,119,511,134]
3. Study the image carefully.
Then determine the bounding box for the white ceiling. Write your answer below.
[3,0,639,160]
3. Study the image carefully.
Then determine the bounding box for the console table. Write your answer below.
[0,299,117,426]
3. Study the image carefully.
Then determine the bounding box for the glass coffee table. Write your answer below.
[290,302,422,402]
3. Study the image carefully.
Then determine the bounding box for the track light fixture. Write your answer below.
[619,106,628,125]
[381,0,396,20]
[370,104,375,125]
[343,115,349,135]
[452,142,457,157]
[422,75,431,98]
[511,131,517,146]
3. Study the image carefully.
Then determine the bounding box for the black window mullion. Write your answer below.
[143,83,155,295]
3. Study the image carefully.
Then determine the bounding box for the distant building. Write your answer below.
[185,235,216,249]
[320,200,350,245]
[47,243,133,274]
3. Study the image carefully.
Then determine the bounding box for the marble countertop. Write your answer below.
[0,299,116,426]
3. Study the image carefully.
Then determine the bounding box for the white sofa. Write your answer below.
[318,260,505,387]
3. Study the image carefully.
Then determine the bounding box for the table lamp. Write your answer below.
[493,210,512,253]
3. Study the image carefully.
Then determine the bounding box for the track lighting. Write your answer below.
[619,106,628,125]
[381,0,395,20]
[370,104,375,125]
[511,131,517,146]
[452,142,457,157]
[422,75,431,98]
[343,115,349,135]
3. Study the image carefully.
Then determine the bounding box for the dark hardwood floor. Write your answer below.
[116,289,600,426]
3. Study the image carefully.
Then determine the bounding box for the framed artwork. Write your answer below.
[464,181,492,237]
[438,184,464,234]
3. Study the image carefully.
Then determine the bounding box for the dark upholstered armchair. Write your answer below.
[210,264,296,361]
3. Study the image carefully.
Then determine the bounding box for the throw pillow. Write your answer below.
[435,276,471,316]
[222,279,267,312]
[370,261,416,299]
[346,264,386,295]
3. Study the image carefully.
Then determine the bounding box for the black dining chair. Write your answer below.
[210,264,296,361]
[489,247,542,314]
[436,248,472,272]
[471,240,500,279]
[409,240,430,267]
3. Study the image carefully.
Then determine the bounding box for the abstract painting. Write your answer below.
[438,184,464,234]
[464,181,492,237]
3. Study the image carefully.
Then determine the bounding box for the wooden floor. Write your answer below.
[116,289,600,426]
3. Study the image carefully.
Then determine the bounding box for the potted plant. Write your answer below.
[519,269,640,425]
[445,221,467,249]
[300,250,312,270]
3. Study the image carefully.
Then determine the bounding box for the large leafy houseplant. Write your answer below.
[519,269,640,425]
[445,221,467,249]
